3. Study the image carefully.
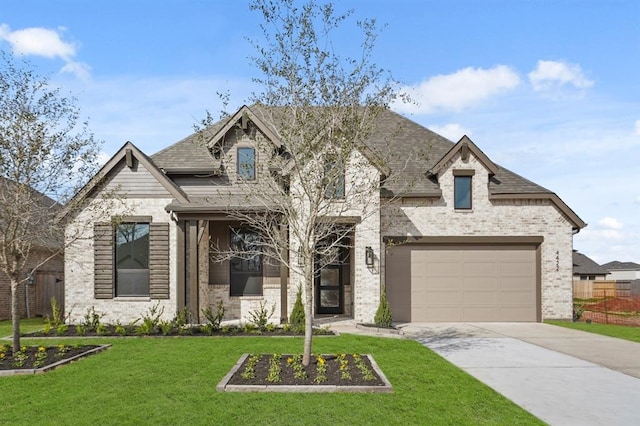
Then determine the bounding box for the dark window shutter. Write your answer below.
[94,222,114,299]
[149,223,170,299]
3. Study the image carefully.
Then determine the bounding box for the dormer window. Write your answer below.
[453,169,474,210]
[237,147,256,180]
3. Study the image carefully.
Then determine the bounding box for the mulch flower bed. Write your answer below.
[24,325,334,338]
[0,344,108,374]
[219,353,393,392]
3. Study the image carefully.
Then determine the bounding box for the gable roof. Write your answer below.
[429,135,498,176]
[58,141,188,221]
[149,105,585,229]
[573,251,610,276]
[601,261,640,271]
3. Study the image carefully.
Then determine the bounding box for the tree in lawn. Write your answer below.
[202,0,406,366]
[0,52,102,352]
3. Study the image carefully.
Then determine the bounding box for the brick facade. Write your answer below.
[65,198,178,324]
[380,153,574,320]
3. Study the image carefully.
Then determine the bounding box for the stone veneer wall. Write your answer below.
[64,198,178,324]
[380,153,575,320]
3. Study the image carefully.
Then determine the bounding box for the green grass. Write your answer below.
[547,320,640,343]
[0,333,542,425]
[0,317,45,338]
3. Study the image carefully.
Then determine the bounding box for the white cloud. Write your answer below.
[394,65,520,114]
[528,60,594,92]
[635,119,640,135]
[599,217,623,230]
[427,123,470,142]
[0,23,90,80]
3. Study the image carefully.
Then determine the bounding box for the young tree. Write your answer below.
[0,51,102,351]
[201,0,410,365]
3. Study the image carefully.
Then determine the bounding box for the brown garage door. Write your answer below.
[386,245,538,322]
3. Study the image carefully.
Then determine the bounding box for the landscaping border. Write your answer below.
[0,345,111,377]
[217,353,394,393]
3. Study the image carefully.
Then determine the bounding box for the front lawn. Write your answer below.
[0,317,45,338]
[547,320,640,343]
[0,333,542,425]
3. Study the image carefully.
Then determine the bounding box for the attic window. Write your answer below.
[454,175,472,209]
[237,147,256,180]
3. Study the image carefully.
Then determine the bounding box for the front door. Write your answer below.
[315,265,343,314]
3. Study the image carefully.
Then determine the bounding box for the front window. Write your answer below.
[454,176,472,209]
[237,147,256,180]
[115,223,150,296]
[229,228,263,296]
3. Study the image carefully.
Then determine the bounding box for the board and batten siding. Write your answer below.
[93,222,170,299]
[103,161,173,197]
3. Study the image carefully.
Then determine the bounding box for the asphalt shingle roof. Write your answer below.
[601,261,640,271]
[151,105,553,198]
[573,251,610,276]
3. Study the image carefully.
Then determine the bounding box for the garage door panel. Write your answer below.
[389,244,538,322]
[502,276,535,291]
[501,262,535,276]
[463,291,498,305]
[425,290,462,305]
[464,277,499,291]
[464,262,498,276]
[500,291,534,305]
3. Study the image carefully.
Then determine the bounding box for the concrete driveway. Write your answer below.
[401,323,640,426]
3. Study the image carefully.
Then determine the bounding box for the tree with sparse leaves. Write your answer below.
[0,51,103,352]
[199,0,411,366]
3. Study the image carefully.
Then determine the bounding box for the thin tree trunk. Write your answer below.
[11,279,21,352]
[302,258,314,366]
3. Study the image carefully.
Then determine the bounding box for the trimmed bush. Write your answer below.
[374,289,393,328]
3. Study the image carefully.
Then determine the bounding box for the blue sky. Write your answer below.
[2,0,639,264]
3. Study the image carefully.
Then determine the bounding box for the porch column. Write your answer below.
[188,220,199,321]
[176,220,186,311]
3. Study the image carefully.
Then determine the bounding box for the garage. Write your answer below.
[386,242,540,322]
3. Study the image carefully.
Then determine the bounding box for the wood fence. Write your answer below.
[34,271,64,318]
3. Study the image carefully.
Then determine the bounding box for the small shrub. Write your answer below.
[172,307,191,328]
[200,323,214,335]
[136,302,164,335]
[159,320,174,336]
[374,288,393,328]
[573,302,585,322]
[75,325,86,336]
[243,322,257,333]
[246,301,275,331]
[96,324,108,336]
[115,321,127,336]
[55,324,68,336]
[45,297,66,331]
[202,300,226,330]
[290,287,305,332]
[82,306,105,331]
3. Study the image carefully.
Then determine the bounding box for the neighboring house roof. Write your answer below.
[0,177,63,251]
[601,261,640,271]
[573,251,610,276]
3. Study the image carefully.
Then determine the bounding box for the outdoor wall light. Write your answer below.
[365,246,374,266]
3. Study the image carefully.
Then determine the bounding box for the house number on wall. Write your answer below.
[556,251,560,272]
